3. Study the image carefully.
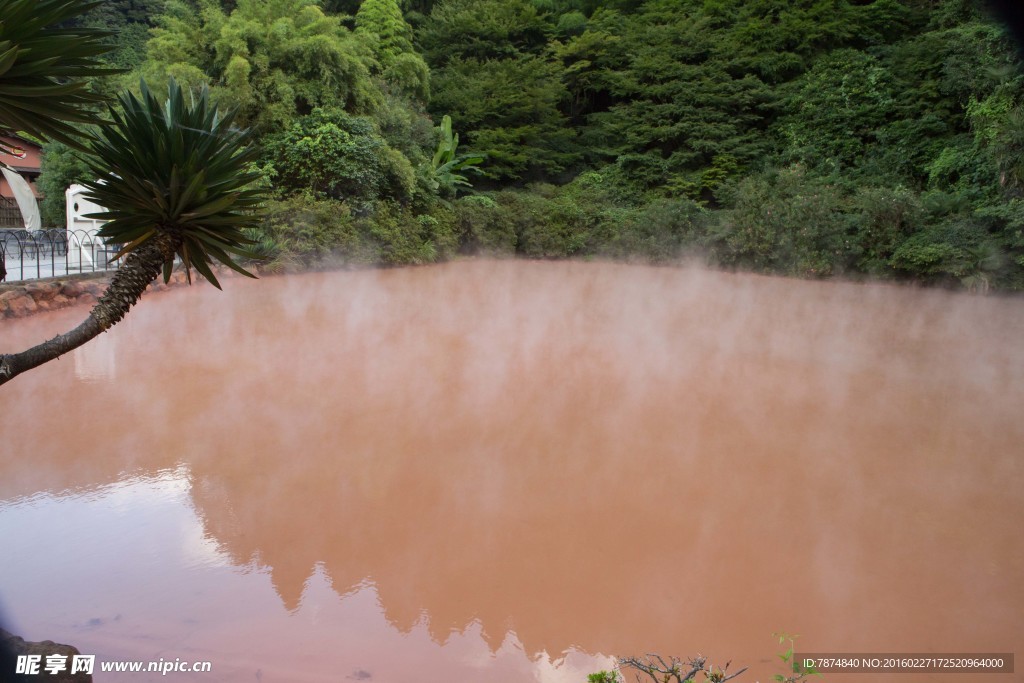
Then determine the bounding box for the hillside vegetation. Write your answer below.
[39,0,1024,291]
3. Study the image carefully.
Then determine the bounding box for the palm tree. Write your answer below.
[0,0,264,387]
[0,80,264,387]
[1,0,264,385]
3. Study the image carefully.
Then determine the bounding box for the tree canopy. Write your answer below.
[22,0,1024,291]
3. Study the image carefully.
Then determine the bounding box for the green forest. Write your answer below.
[38,0,1024,291]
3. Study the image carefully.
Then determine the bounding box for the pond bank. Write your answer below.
[3,254,1013,323]
[0,269,215,320]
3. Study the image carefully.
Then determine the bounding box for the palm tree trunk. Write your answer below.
[0,233,179,387]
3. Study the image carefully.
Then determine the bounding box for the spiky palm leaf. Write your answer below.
[82,79,264,289]
[0,0,119,154]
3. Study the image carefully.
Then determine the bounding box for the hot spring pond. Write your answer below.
[1,260,1022,682]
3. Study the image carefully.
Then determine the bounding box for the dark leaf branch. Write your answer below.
[0,0,122,151]
[619,654,748,683]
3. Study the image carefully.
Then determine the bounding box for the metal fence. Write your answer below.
[0,228,121,283]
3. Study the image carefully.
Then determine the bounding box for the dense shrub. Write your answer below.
[262,109,416,206]
[503,188,591,258]
[256,195,370,270]
[356,200,458,265]
[889,216,989,283]
[251,195,460,269]
[591,199,706,263]
[849,185,924,276]
[711,168,857,277]
[453,195,518,254]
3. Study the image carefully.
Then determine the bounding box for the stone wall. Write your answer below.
[0,270,196,320]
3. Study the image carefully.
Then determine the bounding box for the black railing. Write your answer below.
[0,228,121,282]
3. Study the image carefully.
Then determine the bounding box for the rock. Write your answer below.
[77,293,96,306]
[0,288,26,304]
[0,629,92,682]
[59,281,84,298]
[51,294,69,307]
[25,284,58,302]
[7,295,38,318]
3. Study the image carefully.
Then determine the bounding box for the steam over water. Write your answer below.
[1,260,1022,682]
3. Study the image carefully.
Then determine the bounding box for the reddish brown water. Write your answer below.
[1,260,1022,683]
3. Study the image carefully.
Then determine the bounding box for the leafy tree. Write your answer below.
[968,89,1024,193]
[549,9,627,125]
[430,55,577,180]
[418,0,551,66]
[262,107,415,204]
[558,0,914,200]
[37,141,91,227]
[579,2,779,199]
[145,0,382,133]
[373,88,436,164]
[356,0,415,58]
[421,0,577,181]
[774,49,896,175]
[711,167,856,277]
[355,0,431,101]
[71,0,164,74]
[862,17,1020,187]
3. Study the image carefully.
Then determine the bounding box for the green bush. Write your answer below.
[514,193,591,258]
[712,168,857,277]
[849,185,924,276]
[453,195,517,254]
[357,200,458,265]
[253,195,460,269]
[255,194,371,269]
[889,216,988,282]
[592,198,706,263]
[262,108,416,206]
